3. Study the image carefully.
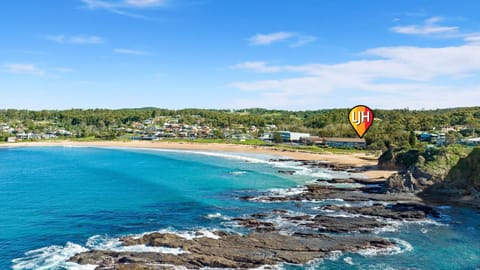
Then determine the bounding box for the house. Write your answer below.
[259,132,273,141]
[419,132,438,142]
[1,124,11,133]
[300,136,324,145]
[279,131,310,143]
[462,137,480,146]
[436,133,447,146]
[7,137,16,143]
[322,137,366,149]
[143,119,154,125]
[16,132,27,139]
[57,129,72,136]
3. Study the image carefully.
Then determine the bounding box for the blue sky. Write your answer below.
[1,0,480,110]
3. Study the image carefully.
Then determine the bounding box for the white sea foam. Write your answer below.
[86,234,186,254]
[324,212,362,218]
[137,228,222,240]
[12,228,212,270]
[11,242,96,270]
[248,264,284,270]
[343,256,354,265]
[326,250,343,261]
[135,147,273,164]
[230,170,247,176]
[304,198,345,204]
[204,212,225,219]
[110,146,362,181]
[357,237,413,257]
[266,187,305,196]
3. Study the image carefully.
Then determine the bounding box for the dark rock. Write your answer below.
[242,184,420,203]
[283,215,386,233]
[383,172,435,194]
[71,232,394,269]
[321,202,440,220]
[232,218,277,232]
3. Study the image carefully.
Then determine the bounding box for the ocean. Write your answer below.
[0,146,479,269]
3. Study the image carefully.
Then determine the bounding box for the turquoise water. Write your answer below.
[0,147,479,269]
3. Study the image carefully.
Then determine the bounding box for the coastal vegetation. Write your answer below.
[1,107,479,151]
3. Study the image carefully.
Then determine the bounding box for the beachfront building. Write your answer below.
[461,137,480,146]
[323,137,366,149]
[279,131,310,143]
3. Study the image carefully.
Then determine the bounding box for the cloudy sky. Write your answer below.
[1,0,480,110]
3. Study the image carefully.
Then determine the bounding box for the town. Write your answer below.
[1,110,479,149]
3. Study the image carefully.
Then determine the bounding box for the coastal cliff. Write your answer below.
[378,146,480,206]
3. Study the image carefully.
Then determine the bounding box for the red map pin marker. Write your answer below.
[348,105,374,138]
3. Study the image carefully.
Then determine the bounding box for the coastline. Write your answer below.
[0,140,396,179]
[6,141,478,270]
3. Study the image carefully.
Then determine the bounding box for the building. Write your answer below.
[419,133,434,142]
[7,137,16,143]
[323,137,366,149]
[462,137,480,146]
[300,136,324,145]
[436,133,446,146]
[279,131,310,143]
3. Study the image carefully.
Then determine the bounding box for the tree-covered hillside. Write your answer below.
[1,107,479,150]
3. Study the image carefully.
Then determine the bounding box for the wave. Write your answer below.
[229,170,248,176]
[357,237,413,257]
[100,146,365,182]
[204,212,223,219]
[266,187,306,196]
[134,228,223,240]
[343,256,354,265]
[11,242,95,270]
[12,228,222,270]
[86,234,186,254]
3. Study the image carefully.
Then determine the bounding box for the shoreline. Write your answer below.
[0,140,396,179]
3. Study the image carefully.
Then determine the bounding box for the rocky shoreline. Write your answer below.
[70,158,442,270]
[71,232,393,269]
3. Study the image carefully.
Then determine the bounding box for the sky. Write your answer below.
[1,0,480,110]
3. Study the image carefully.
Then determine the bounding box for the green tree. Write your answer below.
[273,132,283,143]
[409,131,417,148]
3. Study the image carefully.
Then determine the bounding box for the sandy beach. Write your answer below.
[0,140,396,179]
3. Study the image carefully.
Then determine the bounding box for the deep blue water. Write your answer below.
[0,147,479,270]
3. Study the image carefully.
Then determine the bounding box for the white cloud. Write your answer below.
[230,61,281,73]
[391,16,458,36]
[248,32,316,47]
[81,0,165,19]
[248,32,295,46]
[46,35,104,44]
[290,35,317,48]
[124,0,165,7]
[464,34,480,44]
[83,0,165,8]
[4,64,45,76]
[229,42,480,109]
[114,48,150,55]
